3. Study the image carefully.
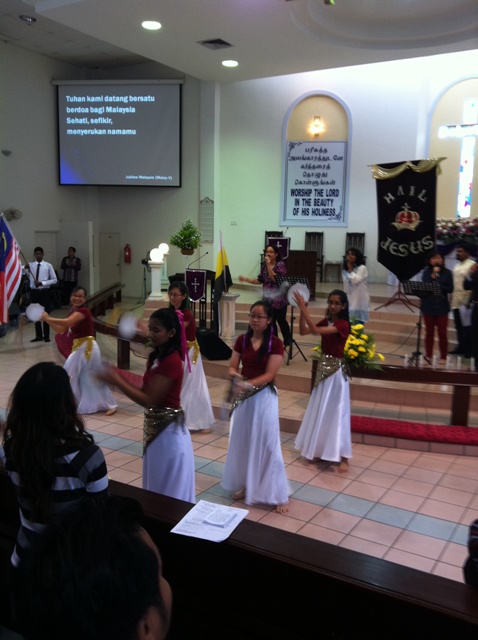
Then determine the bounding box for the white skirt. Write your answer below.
[142,421,195,503]
[181,349,215,431]
[64,339,117,415]
[295,368,352,462]
[222,387,289,506]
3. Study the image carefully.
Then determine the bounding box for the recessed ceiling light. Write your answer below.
[222,60,238,68]
[19,15,37,25]
[142,20,161,30]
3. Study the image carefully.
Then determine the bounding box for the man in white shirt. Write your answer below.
[26,246,57,342]
[450,243,474,357]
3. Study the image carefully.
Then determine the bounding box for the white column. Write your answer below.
[148,261,167,300]
[161,255,169,290]
[219,292,240,338]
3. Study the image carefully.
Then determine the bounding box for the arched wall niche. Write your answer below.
[428,77,478,220]
[286,93,348,141]
[281,92,352,228]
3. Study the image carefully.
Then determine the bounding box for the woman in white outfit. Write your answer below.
[41,287,117,415]
[293,289,352,473]
[168,281,214,433]
[221,300,289,513]
[342,248,369,323]
[98,308,195,503]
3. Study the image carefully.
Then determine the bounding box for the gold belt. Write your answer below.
[143,406,185,453]
[313,354,349,388]
[71,336,95,361]
[187,338,200,365]
[230,382,276,415]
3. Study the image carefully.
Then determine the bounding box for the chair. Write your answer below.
[168,273,185,284]
[304,232,324,282]
[344,232,366,263]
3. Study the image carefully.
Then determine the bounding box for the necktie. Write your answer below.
[35,263,41,283]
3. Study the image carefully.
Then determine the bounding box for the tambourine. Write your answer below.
[287,283,310,307]
[118,312,137,340]
[25,303,45,322]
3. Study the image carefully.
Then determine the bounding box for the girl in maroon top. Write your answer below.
[293,289,352,472]
[168,281,214,433]
[41,286,117,415]
[221,300,289,513]
[99,308,195,502]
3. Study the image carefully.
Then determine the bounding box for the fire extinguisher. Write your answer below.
[124,244,131,264]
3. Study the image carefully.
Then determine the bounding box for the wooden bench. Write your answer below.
[2,469,478,638]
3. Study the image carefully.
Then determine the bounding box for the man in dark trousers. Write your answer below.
[60,246,81,304]
[464,260,478,371]
[26,246,57,342]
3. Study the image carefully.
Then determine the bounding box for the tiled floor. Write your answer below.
[1,287,476,586]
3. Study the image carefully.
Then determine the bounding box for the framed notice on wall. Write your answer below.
[282,140,347,227]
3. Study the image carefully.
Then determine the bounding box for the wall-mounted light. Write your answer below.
[309,115,325,137]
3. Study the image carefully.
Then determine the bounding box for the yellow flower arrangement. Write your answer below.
[344,323,384,369]
[312,323,384,369]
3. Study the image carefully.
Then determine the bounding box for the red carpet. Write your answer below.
[352,415,478,445]
[115,369,478,445]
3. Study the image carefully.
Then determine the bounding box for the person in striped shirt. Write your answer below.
[0,361,108,567]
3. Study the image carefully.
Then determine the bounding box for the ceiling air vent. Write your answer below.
[198,38,233,51]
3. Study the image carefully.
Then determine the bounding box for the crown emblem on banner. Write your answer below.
[392,203,421,231]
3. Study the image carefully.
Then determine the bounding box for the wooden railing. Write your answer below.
[86,281,123,317]
[83,281,145,370]
[92,317,147,369]
[312,360,478,426]
[1,469,478,638]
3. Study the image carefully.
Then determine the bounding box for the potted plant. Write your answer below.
[169,218,202,255]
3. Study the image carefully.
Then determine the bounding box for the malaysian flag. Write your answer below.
[0,214,22,324]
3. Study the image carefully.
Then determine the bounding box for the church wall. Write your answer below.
[2,42,477,295]
[217,50,478,284]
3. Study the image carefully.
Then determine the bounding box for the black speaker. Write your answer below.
[196,328,232,361]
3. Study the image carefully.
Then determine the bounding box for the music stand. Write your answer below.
[275,274,309,366]
[402,280,441,366]
[374,281,418,312]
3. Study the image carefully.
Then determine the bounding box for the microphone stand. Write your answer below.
[137,253,151,304]
[187,252,209,268]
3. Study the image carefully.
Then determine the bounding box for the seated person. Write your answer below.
[13,495,172,640]
[464,518,478,587]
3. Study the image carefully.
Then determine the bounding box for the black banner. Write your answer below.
[185,269,206,302]
[267,236,290,260]
[373,159,442,281]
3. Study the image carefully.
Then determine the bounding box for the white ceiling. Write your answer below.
[1,0,477,81]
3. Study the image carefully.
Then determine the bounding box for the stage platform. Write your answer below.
[196,283,478,434]
[103,283,478,448]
